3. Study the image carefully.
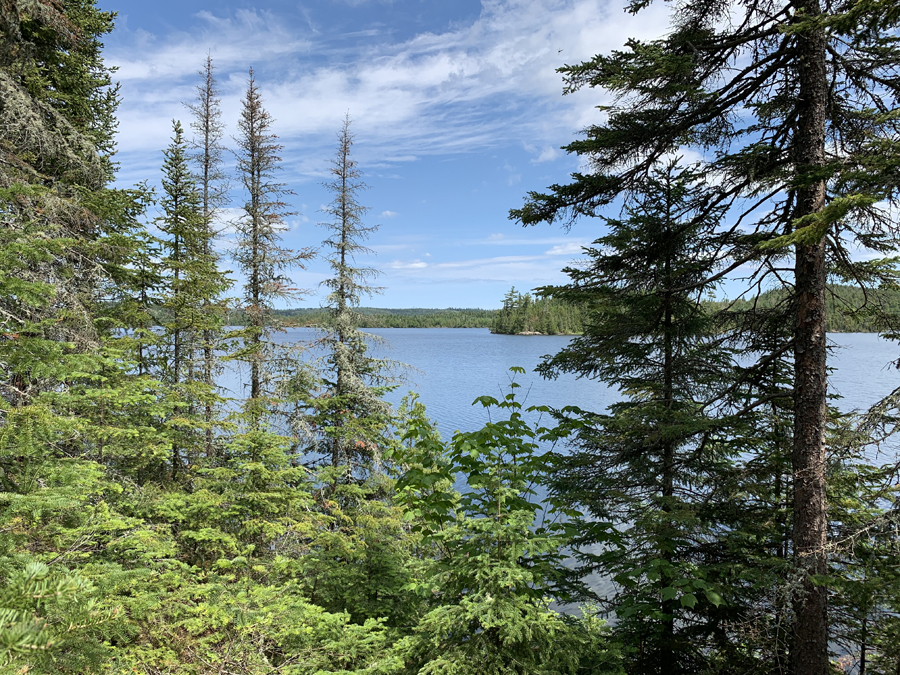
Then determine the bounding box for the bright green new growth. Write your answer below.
[395,375,622,674]
[5,0,900,673]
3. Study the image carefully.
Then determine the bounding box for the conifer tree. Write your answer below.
[232,69,310,419]
[539,162,750,673]
[158,121,203,385]
[512,3,900,671]
[304,115,395,470]
[186,55,230,457]
[0,0,117,407]
[156,119,229,475]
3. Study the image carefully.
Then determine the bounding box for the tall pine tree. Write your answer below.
[185,54,231,459]
[540,162,752,674]
[298,115,396,471]
[156,119,230,476]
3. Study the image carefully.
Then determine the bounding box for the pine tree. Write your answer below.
[511,4,900,671]
[231,69,310,420]
[156,119,230,476]
[538,162,752,673]
[0,0,117,407]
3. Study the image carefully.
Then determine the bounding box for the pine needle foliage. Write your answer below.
[511,1,900,670]
[538,163,750,674]
[185,54,232,459]
[156,119,230,475]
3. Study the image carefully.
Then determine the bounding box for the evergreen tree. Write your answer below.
[185,54,230,458]
[157,120,204,387]
[491,286,584,334]
[539,162,746,673]
[0,0,120,406]
[231,69,310,419]
[300,115,396,471]
[156,119,230,475]
[511,3,900,671]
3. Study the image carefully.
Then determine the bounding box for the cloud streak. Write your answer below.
[109,0,672,171]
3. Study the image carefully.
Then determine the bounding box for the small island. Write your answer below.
[490,287,584,335]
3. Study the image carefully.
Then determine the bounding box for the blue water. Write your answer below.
[221,329,898,603]
[229,328,899,436]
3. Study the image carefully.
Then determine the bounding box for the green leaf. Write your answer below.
[704,590,724,607]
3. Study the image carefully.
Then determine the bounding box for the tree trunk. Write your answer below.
[791,0,829,671]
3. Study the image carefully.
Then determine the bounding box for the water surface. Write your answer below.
[236,328,899,436]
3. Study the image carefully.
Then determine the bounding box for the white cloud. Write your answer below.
[109,0,675,167]
[435,255,543,269]
[381,252,574,286]
[388,259,429,269]
[545,242,587,255]
[380,210,399,218]
[480,235,582,246]
[524,143,561,163]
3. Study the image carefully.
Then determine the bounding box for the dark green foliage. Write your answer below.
[255,306,498,329]
[491,287,584,335]
[710,284,900,334]
[156,119,231,473]
[6,0,900,672]
[511,0,900,671]
[538,163,753,674]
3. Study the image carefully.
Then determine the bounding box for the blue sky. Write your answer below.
[104,0,674,308]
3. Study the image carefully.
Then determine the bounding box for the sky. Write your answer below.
[103,0,675,308]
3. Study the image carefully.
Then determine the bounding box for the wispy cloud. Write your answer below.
[109,0,673,172]
[478,235,586,247]
[545,242,587,255]
[388,259,430,269]
[382,252,573,286]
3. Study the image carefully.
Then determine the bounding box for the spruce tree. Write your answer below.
[512,3,900,671]
[185,55,230,458]
[539,162,750,673]
[303,115,395,470]
[232,69,310,420]
[156,119,230,475]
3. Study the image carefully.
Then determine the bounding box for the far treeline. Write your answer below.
[230,306,497,328]
[490,287,585,334]
[710,284,900,333]
[489,284,900,335]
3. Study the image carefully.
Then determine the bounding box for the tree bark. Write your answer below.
[791,0,829,671]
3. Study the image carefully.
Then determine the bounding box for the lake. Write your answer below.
[226,328,900,443]
[224,328,898,601]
